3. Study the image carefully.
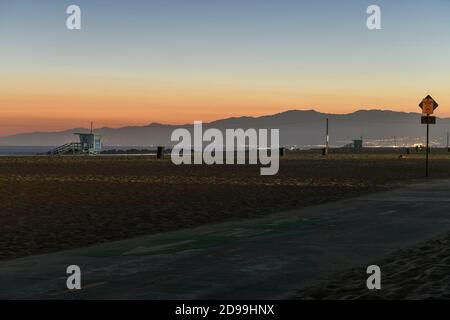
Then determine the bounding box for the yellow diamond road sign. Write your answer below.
[419,95,439,115]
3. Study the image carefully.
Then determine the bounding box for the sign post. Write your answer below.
[426,118,429,177]
[419,95,439,177]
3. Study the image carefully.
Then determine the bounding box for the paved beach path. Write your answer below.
[2,179,450,299]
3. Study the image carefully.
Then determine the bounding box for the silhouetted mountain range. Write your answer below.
[1,110,449,147]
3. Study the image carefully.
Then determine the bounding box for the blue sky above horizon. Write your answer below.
[1,0,450,135]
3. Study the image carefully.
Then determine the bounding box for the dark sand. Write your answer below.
[296,232,450,300]
[1,152,450,261]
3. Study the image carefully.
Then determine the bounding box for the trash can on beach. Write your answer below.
[157,146,165,159]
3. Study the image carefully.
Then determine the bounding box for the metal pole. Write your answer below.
[447,131,449,152]
[426,114,430,177]
[326,118,329,155]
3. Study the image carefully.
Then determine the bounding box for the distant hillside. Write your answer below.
[1,110,449,147]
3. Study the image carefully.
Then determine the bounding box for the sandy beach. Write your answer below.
[1,152,450,300]
[2,152,450,262]
[296,232,450,300]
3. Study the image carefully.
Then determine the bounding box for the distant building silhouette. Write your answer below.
[343,139,363,150]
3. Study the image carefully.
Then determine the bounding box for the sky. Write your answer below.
[1,0,450,136]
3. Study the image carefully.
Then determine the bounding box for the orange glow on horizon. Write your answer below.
[1,70,449,136]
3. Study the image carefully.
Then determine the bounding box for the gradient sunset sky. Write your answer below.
[1,0,450,136]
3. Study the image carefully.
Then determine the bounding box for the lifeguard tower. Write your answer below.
[48,123,102,155]
[73,132,102,154]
